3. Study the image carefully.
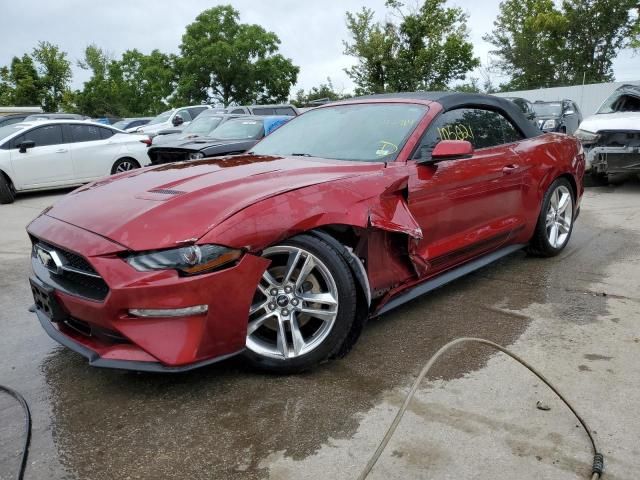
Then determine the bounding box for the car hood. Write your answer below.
[579,112,640,133]
[151,138,249,151]
[46,155,384,251]
[134,122,172,134]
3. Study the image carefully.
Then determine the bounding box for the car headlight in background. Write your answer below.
[126,245,242,274]
[189,152,205,160]
[541,119,557,130]
[574,129,600,145]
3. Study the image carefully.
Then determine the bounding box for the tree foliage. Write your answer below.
[343,0,479,95]
[176,5,299,106]
[32,41,72,112]
[73,45,176,117]
[292,78,350,107]
[486,0,640,89]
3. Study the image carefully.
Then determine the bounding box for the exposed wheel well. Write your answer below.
[0,169,15,190]
[558,173,578,204]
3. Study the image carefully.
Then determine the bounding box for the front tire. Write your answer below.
[527,178,575,257]
[0,174,16,204]
[244,234,357,373]
[111,158,140,175]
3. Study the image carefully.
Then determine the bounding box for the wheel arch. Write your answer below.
[0,168,16,189]
[111,156,141,174]
[558,172,578,205]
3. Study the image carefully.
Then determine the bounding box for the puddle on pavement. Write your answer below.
[34,207,638,479]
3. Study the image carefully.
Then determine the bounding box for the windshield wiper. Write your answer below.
[291,152,312,157]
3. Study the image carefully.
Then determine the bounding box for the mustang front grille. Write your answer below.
[32,240,110,301]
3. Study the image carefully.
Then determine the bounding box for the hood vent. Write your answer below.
[147,189,186,195]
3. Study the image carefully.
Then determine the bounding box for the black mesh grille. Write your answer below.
[33,240,109,301]
[39,241,97,275]
[149,149,190,165]
[63,270,109,298]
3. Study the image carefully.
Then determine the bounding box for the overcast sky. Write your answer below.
[2,0,639,97]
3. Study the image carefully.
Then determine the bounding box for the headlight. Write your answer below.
[574,129,600,144]
[189,152,205,160]
[542,119,557,130]
[126,245,242,274]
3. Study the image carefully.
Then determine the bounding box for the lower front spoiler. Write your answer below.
[586,146,640,174]
[33,307,244,373]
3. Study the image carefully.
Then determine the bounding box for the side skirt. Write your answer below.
[374,244,526,317]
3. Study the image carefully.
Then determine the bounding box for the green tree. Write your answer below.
[486,0,640,89]
[343,0,479,94]
[74,46,177,117]
[1,54,42,106]
[292,78,347,107]
[177,5,299,106]
[32,41,72,112]
[74,45,120,116]
[115,49,177,115]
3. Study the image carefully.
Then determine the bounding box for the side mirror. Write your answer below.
[172,115,184,127]
[421,140,474,164]
[18,140,36,153]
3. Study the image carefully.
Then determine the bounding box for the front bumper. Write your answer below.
[586,145,640,174]
[27,214,269,371]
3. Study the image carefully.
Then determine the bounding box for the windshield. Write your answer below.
[211,119,263,140]
[111,120,129,130]
[184,115,223,135]
[147,110,173,125]
[0,124,26,143]
[252,103,427,162]
[597,90,640,114]
[533,103,562,116]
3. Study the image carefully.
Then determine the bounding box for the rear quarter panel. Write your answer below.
[511,133,584,243]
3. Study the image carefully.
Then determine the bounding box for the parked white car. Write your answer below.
[0,120,151,204]
[574,84,640,181]
[128,105,213,136]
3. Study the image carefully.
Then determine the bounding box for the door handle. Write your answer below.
[502,164,519,174]
[55,148,68,153]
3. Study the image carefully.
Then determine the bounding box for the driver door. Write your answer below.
[407,107,528,274]
[9,124,74,188]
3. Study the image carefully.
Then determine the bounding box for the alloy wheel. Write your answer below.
[545,185,573,248]
[116,161,136,173]
[246,245,339,360]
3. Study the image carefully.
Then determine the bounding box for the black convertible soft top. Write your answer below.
[352,91,543,139]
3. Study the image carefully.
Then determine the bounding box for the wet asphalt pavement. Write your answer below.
[1,181,639,479]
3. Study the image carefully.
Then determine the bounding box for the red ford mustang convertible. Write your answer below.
[27,93,584,372]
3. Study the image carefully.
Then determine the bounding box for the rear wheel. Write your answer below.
[527,178,575,257]
[111,158,140,175]
[244,234,357,373]
[0,173,16,204]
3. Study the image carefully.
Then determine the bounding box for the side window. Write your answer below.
[188,107,207,119]
[253,107,275,116]
[413,108,524,159]
[69,124,103,143]
[9,134,24,149]
[230,108,245,114]
[176,109,192,122]
[274,107,296,116]
[22,125,64,147]
[99,127,116,139]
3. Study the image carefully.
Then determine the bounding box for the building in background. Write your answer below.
[495,80,640,116]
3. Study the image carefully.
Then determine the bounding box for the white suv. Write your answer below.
[0,120,151,204]
[129,105,213,136]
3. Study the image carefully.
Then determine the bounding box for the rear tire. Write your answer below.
[111,158,140,175]
[244,234,357,373]
[0,173,16,204]
[527,178,575,257]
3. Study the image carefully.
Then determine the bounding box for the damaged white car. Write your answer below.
[575,84,640,182]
